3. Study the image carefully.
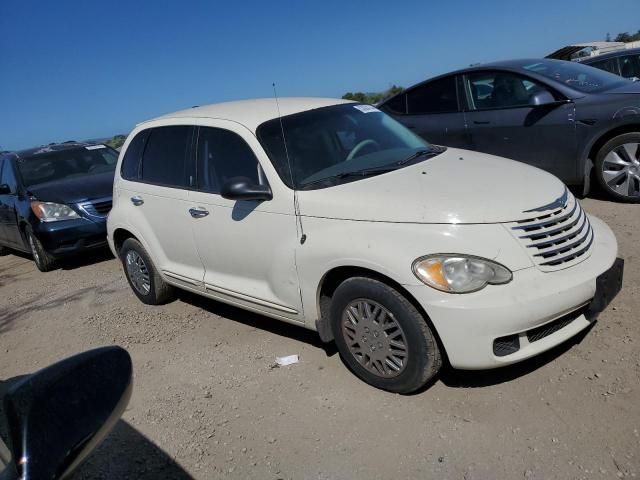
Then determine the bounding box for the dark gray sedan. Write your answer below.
[379,59,640,202]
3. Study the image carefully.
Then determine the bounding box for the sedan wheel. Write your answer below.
[596,133,640,203]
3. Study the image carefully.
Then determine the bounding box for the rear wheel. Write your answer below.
[0,244,8,256]
[330,277,442,393]
[595,133,640,202]
[26,227,57,272]
[120,238,175,305]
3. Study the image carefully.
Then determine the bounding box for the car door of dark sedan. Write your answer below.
[380,75,469,148]
[0,158,23,248]
[461,70,579,182]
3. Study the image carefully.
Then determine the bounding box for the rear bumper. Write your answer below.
[406,215,620,370]
[33,218,107,257]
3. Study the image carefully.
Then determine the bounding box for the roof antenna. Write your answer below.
[273,83,306,244]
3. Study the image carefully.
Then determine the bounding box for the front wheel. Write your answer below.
[120,238,175,305]
[330,277,442,393]
[25,227,57,272]
[595,133,640,202]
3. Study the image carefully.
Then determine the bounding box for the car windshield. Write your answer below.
[256,104,436,189]
[521,59,628,93]
[17,146,118,187]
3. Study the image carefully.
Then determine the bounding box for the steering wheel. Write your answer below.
[346,139,381,161]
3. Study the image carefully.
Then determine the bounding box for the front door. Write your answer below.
[0,158,23,248]
[188,122,302,322]
[462,70,577,181]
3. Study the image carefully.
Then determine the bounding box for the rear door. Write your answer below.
[0,158,22,248]
[117,125,205,289]
[461,70,577,181]
[381,75,469,148]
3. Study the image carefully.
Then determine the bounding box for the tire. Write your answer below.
[595,132,640,203]
[25,227,57,272]
[0,244,8,256]
[120,238,175,305]
[330,277,442,393]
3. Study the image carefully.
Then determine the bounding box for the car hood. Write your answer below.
[298,148,566,224]
[27,172,115,204]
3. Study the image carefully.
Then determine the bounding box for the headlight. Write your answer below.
[412,254,512,293]
[31,201,80,222]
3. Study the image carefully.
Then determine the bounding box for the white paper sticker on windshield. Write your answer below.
[85,144,106,150]
[353,105,380,113]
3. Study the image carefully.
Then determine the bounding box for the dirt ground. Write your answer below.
[0,195,638,480]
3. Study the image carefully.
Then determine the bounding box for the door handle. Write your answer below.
[189,207,209,218]
[473,120,491,125]
[130,196,144,206]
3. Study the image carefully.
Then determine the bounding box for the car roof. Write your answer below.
[581,47,640,63]
[144,97,354,132]
[8,141,103,160]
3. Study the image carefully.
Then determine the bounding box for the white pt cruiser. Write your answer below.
[107,98,623,393]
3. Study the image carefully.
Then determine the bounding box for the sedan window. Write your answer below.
[0,159,18,193]
[588,58,620,76]
[406,76,458,114]
[620,55,640,78]
[464,71,550,110]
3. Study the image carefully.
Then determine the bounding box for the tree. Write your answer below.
[341,85,404,105]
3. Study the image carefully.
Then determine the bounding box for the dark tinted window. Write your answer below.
[620,54,640,78]
[196,127,261,193]
[17,147,118,187]
[0,158,18,192]
[383,93,407,114]
[407,77,458,114]
[141,126,192,187]
[521,59,625,93]
[589,58,620,75]
[465,71,551,110]
[121,131,148,180]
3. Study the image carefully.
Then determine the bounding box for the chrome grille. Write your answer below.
[78,197,112,218]
[508,188,593,271]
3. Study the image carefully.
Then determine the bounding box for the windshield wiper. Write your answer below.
[299,166,397,190]
[397,147,444,165]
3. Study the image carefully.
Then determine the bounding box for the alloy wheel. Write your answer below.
[602,142,640,198]
[341,299,409,378]
[125,250,151,295]
[28,235,40,264]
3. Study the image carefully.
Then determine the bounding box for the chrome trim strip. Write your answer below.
[162,270,202,286]
[523,187,569,213]
[512,199,577,231]
[77,196,113,218]
[204,283,298,315]
[520,207,585,241]
[533,224,592,258]
[539,228,594,266]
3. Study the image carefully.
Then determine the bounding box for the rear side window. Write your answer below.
[620,54,640,78]
[383,94,407,114]
[196,127,261,193]
[141,126,192,188]
[0,158,18,193]
[121,131,148,180]
[407,76,458,114]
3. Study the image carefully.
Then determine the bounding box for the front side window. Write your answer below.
[620,54,640,78]
[406,76,458,114]
[521,59,627,93]
[140,126,192,188]
[465,71,552,110]
[257,104,437,190]
[0,158,17,193]
[17,147,118,188]
[196,127,261,193]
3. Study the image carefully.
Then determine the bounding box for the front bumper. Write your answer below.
[405,215,621,370]
[33,217,108,257]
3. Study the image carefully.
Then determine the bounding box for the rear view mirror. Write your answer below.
[1,346,132,480]
[221,176,273,201]
[529,91,557,106]
[0,184,11,195]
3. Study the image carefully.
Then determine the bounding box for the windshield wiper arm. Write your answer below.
[396,147,442,165]
[299,167,397,189]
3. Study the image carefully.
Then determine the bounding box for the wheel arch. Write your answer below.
[112,228,140,255]
[585,123,640,166]
[314,265,448,362]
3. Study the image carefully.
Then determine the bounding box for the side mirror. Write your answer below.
[221,177,273,201]
[0,184,11,195]
[529,91,558,106]
[1,346,132,480]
